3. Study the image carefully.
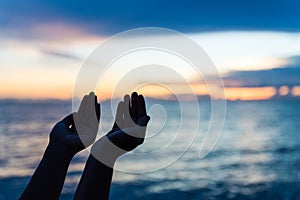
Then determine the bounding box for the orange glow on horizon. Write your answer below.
[0,86,72,100]
[1,79,298,101]
[292,86,300,96]
[224,87,276,101]
[135,84,176,100]
[0,85,281,101]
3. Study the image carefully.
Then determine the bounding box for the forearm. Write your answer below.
[73,127,147,199]
[20,143,73,200]
[74,154,115,200]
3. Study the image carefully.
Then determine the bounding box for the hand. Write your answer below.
[49,92,100,155]
[73,93,149,199]
[20,92,100,200]
[108,92,150,150]
[91,92,150,164]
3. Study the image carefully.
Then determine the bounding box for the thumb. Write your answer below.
[60,113,75,126]
[137,115,150,127]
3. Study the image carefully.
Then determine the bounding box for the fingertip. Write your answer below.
[131,92,138,98]
[138,94,145,104]
[81,95,89,107]
[124,94,130,101]
[117,101,125,112]
[89,92,95,105]
[82,94,88,101]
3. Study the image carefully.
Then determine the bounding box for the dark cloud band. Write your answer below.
[1,0,300,37]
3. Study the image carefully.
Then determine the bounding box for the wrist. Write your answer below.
[90,137,120,168]
[46,142,75,162]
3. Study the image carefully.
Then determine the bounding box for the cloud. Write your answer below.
[223,56,300,87]
[40,48,81,61]
[1,0,300,39]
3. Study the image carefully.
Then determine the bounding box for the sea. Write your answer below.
[0,99,300,199]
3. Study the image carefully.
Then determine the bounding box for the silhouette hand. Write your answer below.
[49,92,100,155]
[107,92,150,151]
[73,93,149,199]
[91,92,150,163]
[20,92,100,200]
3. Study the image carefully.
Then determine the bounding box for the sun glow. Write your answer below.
[1,31,300,100]
[224,87,277,101]
[292,86,300,96]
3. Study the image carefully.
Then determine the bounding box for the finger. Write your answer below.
[130,92,138,123]
[123,94,131,127]
[124,94,130,101]
[96,103,100,122]
[113,101,125,130]
[87,92,95,117]
[94,95,98,106]
[94,94,101,121]
[78,94,89,114]
[94,94,98,115]
[60,113,74,126]
[137,94,146,118]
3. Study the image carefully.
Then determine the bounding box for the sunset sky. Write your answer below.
[1,0,300,101]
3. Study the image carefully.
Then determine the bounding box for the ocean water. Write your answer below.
[0,99,300,199]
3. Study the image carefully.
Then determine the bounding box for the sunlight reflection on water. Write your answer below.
[0,100,300,199]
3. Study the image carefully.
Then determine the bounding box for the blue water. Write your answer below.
[0,99,300,199]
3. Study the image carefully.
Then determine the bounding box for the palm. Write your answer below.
[106,92,150,152]
[50,92,100,154]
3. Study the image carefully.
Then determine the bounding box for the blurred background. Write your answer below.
[1,0,300,199]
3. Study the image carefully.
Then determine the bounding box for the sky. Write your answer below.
[1,0,300,100]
